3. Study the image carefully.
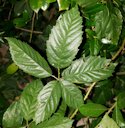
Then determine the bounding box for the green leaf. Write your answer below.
[94,5,123,45]
[117,91,125,109]
[60,80,83,108]
[54,101,67,117]
[2,101,23,128]
[62,56,116,84]
[30,116,73,128]
[35,81,61,124]
[95,114,119,128]
[112,104,125,127]
[57,0,70,11]
[79,102,107,117]
[29,0,45,13]
[20,79,43,121]
[6,37,52,78]
[46,6,83,69]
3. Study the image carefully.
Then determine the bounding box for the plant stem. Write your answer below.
[106,102,116,115]
[116,72,125,75]
[29,12,36,43]
[16,27,43,34]
[58,68,60,79]
[51,75,59,80]
[84,82,96,101]
[111,38,125,61]
[26,120,29,128]
[70,82,96,119]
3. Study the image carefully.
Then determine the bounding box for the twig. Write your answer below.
[29,12,36,43]
[15,27,43,34]
[70,109,78,119]
[116,72,125,75]
[111,38,125,61]
[106,102,116,115]
[8,4,13,20]
[84,82,96,101]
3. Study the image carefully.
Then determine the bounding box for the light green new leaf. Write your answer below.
[2,101,23,128]
[30,116,73,128]
[6,38,52,78]
[29,0,49,12]
[20,79,43,121]
[112,104,125,127]
[79,103,107,117]
[57,0,70,11]
[60,80,83,108]
[35,81,61,124]
[46,6,83,69]
[94,5,122,45]
[95,114,119,128]
[62,56,116,84]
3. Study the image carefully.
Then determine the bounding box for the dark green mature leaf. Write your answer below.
[60,80,83,108]
[112,104,125,127]
[94,5,122,45]
[35,81,61,124]
[20,79,43,121]
[95,114,119,128]
[30,116,73,128]
[46,6,83,69]
[117,92,125,109]
[6,38,52,78]
[2,101,23,128]
[79,103,107,117]
[62,56,116,84]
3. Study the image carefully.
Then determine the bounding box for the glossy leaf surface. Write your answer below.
[46,6,83,69]
[60,80,83,108]
[35,81,61,124]
[20,79,43,121]
[62,56,116,84]
[2,101,23,128]
[31,116,73,128]
[6,38,52,78]
[79,103,107,117]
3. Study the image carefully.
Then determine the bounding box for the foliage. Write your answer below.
[0,0,125,128]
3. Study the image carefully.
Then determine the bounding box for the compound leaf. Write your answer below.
[62,56,116,84]
[20,79,43,121]
[46,6,83,69]
[35,81,61,124]
[6,37,52,78]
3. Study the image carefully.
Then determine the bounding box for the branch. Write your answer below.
[15,27,43,34]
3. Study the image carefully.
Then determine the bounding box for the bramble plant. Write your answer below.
[1,0,125,128]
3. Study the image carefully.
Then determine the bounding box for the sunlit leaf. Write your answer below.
[2,101,23,128]
[60,80,83,108]
[6,38,52,78]
[62,56,116,84]
[20,79,43,121]
[46,6,83,69]
[35,81,61,124]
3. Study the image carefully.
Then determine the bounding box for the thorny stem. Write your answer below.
[16,27,43,34]
[29,12,36,43]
